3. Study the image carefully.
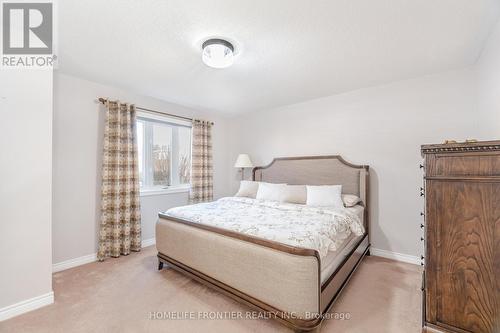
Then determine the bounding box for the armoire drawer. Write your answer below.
[429,153,500,177]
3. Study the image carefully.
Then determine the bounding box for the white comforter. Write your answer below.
[165,197,364,259]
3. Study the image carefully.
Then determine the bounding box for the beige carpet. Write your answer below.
[0,246,422,333]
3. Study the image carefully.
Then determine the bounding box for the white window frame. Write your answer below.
[136,111,192,196]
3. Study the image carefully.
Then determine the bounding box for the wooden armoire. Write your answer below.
[421,140,500,333]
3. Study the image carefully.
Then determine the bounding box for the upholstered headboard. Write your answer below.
[252,155,369,207]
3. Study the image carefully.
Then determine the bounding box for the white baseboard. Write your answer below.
[141,237,156,248]
[52,253,97,273]
[0,291,54,322]
[370,247,420,265]
[52,237,156,273]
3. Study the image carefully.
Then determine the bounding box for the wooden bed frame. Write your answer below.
[157,155,370,332]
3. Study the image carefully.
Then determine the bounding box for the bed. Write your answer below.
[156,155,370,332]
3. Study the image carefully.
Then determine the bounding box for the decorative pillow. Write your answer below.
[256,182,287,202]
[235,180,260,198]
[281,185,307,204]
[306,185,343,208]
[342,194,361,207]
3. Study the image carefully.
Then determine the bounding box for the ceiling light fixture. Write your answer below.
[202,38,234,69]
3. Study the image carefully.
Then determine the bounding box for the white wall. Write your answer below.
[477,19,500,138]
[52,73,231,264]
[48,17,500,269]
[0,70,54,314]
[229,69,482,258]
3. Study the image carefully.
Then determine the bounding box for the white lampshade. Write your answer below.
[234,154,254,168]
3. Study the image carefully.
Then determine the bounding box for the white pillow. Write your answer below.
[256,182,287,202]
[235,180,260,198]
[342,194,361,207]
[281,185,307,204]
[306,185,343,208]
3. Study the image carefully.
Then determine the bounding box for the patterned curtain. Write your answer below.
[190,119,213,203]
[98,101,141,261]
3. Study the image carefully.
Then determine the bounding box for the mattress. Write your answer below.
[320,205,365,284]
[164,197,365,260]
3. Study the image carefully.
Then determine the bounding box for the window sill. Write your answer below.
[140,186,190,197]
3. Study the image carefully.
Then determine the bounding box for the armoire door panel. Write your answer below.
[426,180,499,333]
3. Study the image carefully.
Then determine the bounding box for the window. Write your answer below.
[136,112,191,193]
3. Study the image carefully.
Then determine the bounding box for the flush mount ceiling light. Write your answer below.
[202,38,234,69]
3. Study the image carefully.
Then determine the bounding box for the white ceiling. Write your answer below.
[58,0,500,115]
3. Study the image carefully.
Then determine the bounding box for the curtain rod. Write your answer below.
[97,97,214,125]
